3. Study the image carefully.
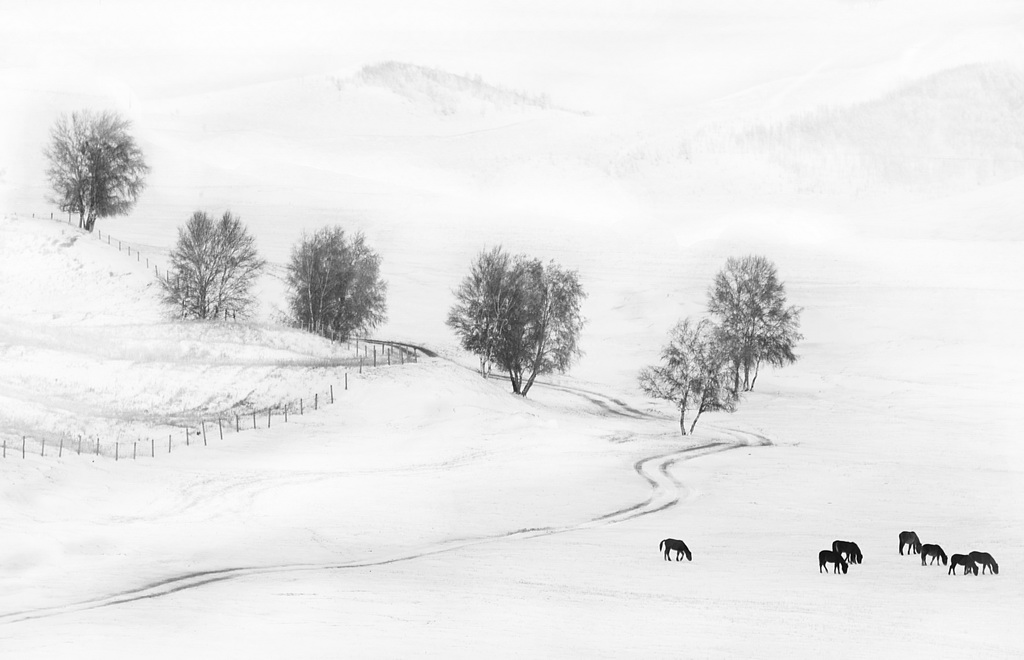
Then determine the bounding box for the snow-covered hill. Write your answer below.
[2,0,1024,656]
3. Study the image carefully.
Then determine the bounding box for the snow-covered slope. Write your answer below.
[2,0,1024,656]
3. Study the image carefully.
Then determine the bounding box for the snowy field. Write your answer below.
[2,1,1024,657]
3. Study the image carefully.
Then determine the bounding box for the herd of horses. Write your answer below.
[660,531,999,576]
[895,530,999,576]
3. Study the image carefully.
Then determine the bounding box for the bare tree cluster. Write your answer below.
[43,110,149,232]
[161,211,265,320]
[640,255,802,435]
[286,226,387,341]
[447,247,586,396]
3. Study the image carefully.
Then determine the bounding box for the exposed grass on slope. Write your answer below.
[346,61,555,116]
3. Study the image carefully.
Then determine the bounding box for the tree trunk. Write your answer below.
[689,406,705,435]
[509,369,522,394]
[678,408,688,436]
[750,359,761,391]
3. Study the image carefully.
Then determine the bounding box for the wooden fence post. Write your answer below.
[218,418,223,440]
[168,434,172,453]
[300,398,303,415]
[115,443,119,461]
[330,385,334,404]
[345,372,348,390]
[78,435,82,455]
[267,408,271,428]
[185,427,189,447]
[284,406,288,423]
[374,346,377,367]
[23,436,26,459]
[2,438,5,458]
[252,411,256,429]
[236,414,240,432]
[133,441,137,460]
[97,438,100,456]
[202,421,207,446]
[151,438,155,457]
[41,437,45,457]
[315,393,318,411]
[59,436,64,458]
[360,356,363,374]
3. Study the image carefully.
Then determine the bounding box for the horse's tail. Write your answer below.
[660,540,665,552]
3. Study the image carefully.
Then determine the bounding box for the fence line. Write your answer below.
[3,338,420,463]
[6,211,426,463]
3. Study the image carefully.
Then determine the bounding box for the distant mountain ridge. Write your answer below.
[338,62,558,116]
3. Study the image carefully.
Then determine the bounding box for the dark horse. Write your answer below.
[660,538,692,562]
[832,540,863,565]
[899,531,922,555]
[819,549,849,574]
[969,551,999,575]
[948,554,979,576]
[920,544,948,566]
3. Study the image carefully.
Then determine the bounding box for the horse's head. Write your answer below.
[941,553,948,566]
[840,561,849,574]
[992,562,999,575]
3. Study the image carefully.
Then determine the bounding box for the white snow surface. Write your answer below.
[2,1,1024,657]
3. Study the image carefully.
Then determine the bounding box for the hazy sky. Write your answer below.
[4,0,1022,113]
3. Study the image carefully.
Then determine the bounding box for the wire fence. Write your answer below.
[3,337,422,463]
[4,211,429,463]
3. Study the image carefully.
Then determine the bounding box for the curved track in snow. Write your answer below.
[0,426,769,625]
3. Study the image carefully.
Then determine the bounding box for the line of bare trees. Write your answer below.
[41,109,802,428]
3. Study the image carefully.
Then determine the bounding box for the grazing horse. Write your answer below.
[899,531,922,555]
[948,554,979,576]
[920,544,948,566]
[832,540,863,565]
[819,549,849,574]
[660,538,692,562]
[969,551,999,575]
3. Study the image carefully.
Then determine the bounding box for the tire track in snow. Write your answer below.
[0,432,768,625]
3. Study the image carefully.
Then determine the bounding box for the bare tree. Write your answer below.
[706,255,802,393]
[286,226,387,341]
[638,317,738,435]
[43,110,149,232]
[446,247,520,377]
[448,250,586,396]
[161,211,265,320]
